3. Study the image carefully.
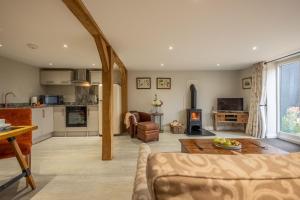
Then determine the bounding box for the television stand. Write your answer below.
[212,111,249,132]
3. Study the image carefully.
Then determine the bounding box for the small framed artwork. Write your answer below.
[136,77,151,89]
[157,77,171,89]
[242,77,252,89]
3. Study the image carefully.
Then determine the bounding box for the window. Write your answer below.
[278,60,300,143]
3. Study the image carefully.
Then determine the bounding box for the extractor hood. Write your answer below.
[72,69,91,87]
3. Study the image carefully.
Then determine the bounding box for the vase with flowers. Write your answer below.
[152,94,163,113]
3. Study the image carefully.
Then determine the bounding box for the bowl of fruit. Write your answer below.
[213,137,242,150]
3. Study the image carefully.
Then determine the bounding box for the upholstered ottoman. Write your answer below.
[137,122,159,142]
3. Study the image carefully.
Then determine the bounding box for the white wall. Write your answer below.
[239,66,253,110]
[0,56,45,104]
[128,70,242,130]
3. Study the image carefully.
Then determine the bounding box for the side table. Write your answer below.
[150,112,164,132]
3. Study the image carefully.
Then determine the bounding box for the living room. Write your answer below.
[1,0,300,200]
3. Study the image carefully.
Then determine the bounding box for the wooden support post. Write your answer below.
[120,67,128,132]
[63,0,128,160]
[101,45,114,160]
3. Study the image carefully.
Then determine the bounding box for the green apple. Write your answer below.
[224,140,232,146]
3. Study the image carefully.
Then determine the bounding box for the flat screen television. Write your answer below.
[217,98,243,111]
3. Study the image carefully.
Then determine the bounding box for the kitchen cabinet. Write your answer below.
[87,105,99,136]
[32,107,54,143]
[52,105,100,137]
[89,70,121,85]
[40,70,73,85]
[90,70,102,85]
[53,106,66,136]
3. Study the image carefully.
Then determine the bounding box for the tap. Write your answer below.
[4,92,16,108]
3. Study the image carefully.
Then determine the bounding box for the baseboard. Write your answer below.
[53,131,66,137]
[33,132,53,144]
[203,126,214,131]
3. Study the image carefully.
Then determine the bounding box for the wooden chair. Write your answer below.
[0,109,33,185]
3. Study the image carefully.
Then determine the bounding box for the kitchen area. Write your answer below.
[0,59,122,144]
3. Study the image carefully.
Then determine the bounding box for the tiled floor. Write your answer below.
[0,131,250,200]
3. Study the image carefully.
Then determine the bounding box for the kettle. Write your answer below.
[31,96,38,106]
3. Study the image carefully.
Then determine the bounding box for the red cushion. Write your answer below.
[0,142,31,159]
[0,108,32,159]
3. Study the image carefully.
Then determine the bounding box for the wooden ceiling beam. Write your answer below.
[114,53,124,67]
[94,35,109,71]
[63,0,124,69]
[63,0,128,161]
[63,0,106,40]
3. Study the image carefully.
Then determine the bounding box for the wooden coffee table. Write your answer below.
[179,138,288,155]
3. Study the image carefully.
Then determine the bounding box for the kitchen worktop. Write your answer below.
[0,104,48,109]
[0,103,98,109]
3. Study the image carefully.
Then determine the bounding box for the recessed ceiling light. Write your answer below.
[252,46,257,51]
[92,63,96,66]
[63,44,68,48]
[160,63,164,67]
[49,62,53,66]
[168,46,174,50]
[217,64,220,66]
[26,43,39,50]
[0,44,3,47]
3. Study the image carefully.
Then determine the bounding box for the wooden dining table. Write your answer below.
[0,125,37,192]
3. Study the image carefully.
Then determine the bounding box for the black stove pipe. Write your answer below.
[190,84,197,109]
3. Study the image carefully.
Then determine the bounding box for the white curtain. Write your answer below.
[265,62,277,138]
[246,62,267,138]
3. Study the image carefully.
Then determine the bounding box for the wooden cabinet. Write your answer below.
[216,114,226,122]
[90,70,102,85]
[40,70,73,85]
[212,111,249,132]
[237,114,248,123]
[32,107,54,143]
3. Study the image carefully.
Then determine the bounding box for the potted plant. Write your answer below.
[152,94,163,113]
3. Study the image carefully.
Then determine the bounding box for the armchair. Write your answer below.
[128,111,151,138]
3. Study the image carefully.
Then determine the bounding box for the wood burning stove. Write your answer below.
[186,84,215,136]
[186,109,202,134]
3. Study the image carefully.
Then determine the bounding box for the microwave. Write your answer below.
[39,95,64,105]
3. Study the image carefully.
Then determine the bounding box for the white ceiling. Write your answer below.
[0,0,100,69]
[84,0,300,70]
[0,0,300,70]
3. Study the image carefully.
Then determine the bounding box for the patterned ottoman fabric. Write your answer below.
[146,152,300,200]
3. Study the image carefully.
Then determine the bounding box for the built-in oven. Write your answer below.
[66,106,87,127]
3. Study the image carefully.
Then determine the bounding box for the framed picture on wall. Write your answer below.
[136,77,151,89]
[242,77,252,89]
[156,77,171,89]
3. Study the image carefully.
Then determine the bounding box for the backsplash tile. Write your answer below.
[75,86,98,105]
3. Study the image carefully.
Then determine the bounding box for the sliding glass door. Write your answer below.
[278,60,300,143]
